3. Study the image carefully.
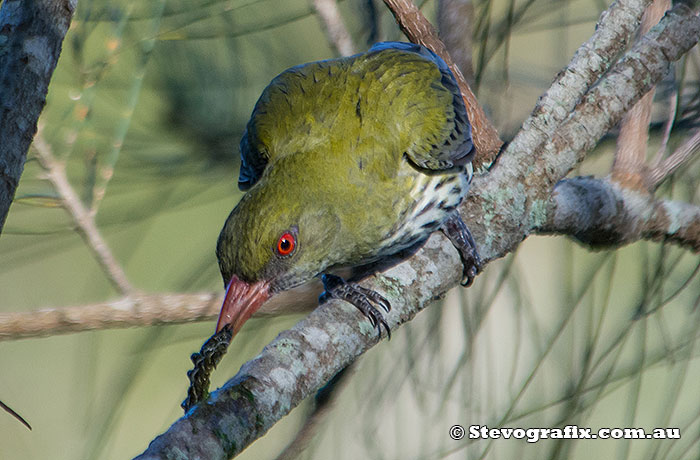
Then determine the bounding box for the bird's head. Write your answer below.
[214,177,340,334]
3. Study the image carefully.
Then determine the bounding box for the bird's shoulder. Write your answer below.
[237,42,475,191]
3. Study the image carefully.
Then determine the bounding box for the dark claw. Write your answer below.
[354,284,391,312]
[320,273,392,340]
[440,211,482,287]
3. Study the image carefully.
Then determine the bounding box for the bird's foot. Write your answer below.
[320,273,391,340]
[440,211,482,287]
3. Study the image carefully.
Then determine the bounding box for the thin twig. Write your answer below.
[652,86,679,166]
[612,0,670,190]
[0,292,222,341]
[648,129,700,187]
[0,399,31,430]
[89,1,165,215]
[437,0,475,84]
[311,0,355,56]
[32,126,136,297]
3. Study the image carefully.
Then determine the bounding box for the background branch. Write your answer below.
[33,127,136,296]
[0,292,221,341]
[613,0,670,190]
[0,0,77,234]
[311,0,355,56]
[648,128,700,187]
[437,0,475,84]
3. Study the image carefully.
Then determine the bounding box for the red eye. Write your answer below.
[276,232,296,256]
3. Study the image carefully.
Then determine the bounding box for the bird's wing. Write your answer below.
[368,42,475,171]
[237,42,475,190]
[238,128,267,191]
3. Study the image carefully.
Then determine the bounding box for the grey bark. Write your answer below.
[0,0,77,234]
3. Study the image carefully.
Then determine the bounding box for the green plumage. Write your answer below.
[217,42,475,294]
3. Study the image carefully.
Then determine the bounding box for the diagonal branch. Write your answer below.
[467,0,700,259]
[613,0,670,190]
[33,128,136,296]
[506,0,652,174]
[648,129,700,187]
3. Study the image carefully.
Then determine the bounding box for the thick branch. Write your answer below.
[537,176,700,252]
[507,0,651,167]
[137,235,463,460]
[472,0,700,258]
[0,0,77,234]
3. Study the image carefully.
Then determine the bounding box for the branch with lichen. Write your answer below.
[537,177,700,251]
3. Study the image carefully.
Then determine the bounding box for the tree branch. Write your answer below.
[0,292,222,341]
[437,0,475,85]
[0,0,77,234]
[33,127,136,296]
[466,0,700,259]
[507,0,651,168]
[537,176,700,252]
[311,0,355,57]
[613,0,670,190]
[648,128,700,187]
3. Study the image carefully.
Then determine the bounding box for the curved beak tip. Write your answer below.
[215,276,270,335]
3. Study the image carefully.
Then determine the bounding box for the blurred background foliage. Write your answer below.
[1,0,699,459]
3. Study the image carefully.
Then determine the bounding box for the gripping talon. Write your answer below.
[441,211,482,287]
[355,285,391,312]
[320,273,391,340]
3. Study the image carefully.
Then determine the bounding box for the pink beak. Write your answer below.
[215,275,270,334]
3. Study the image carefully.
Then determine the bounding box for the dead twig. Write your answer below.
[311,0,355,56]
[612,0,670,190]
[32,126,136,297]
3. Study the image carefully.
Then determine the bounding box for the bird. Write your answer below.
[214,41,481,339]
